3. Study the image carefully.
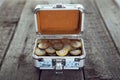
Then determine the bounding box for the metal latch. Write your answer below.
[52,59,65,70]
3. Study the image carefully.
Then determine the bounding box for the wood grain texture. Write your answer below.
[80,0,120,79]
[0,0,25,22]
[0,0,53,80]
[0,0,38,80]
[0,0,4,7]
[0,23,16,67]
[95,0,120,53]
[40,70,84,80]
[115,0,120,7]
[0,0,120,80]
[0,0,25,68]
[38,0,80,4]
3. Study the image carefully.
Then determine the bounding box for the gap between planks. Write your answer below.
[0,0,26,69]
[81,0,120,79]
[95,0,120,56]
[0,23,17,69]
[114,0,120,7]
[0,0,48,80]
[0,0,120,80]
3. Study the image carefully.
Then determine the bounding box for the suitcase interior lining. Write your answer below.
[36,10,82,34]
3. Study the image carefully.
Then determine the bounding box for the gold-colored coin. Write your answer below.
[35,48,46,56]
[71,40,82,49]
[46,47,56,56]
[56,48,69,56]
[38,41,49,49]
[70,50,82,56]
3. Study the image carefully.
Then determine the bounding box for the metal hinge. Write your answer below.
[53,4,65,8]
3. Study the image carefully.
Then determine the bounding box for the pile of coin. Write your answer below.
[34,38,82,56]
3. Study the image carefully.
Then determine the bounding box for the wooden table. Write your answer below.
[0,0,120,80]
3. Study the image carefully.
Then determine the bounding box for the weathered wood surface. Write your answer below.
[0,0,25,22]
[0,0,25,68]
[95,0,120,54]
[0,0,4,7]
[40,70,84,80]
[82,0,120,79]
[0,0,120,80]
[0,0,39,80]
[115,0,120,7]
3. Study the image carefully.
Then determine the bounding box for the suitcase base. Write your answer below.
[34,58,85,70]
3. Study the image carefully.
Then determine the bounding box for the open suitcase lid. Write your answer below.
[34,4,85,36]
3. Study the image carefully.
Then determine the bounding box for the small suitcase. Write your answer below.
[33,4,86,70]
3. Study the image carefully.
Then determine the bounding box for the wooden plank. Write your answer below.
[0,23,16,67]
[38,0,79,4]
[115,0,120,7]
[0,0,25,22]
[0,0,4,7]
[0,0,25,67]
[79,0,120,79]
[0,0,47,80]
[40,70,84,80]
[95,0,120,53]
